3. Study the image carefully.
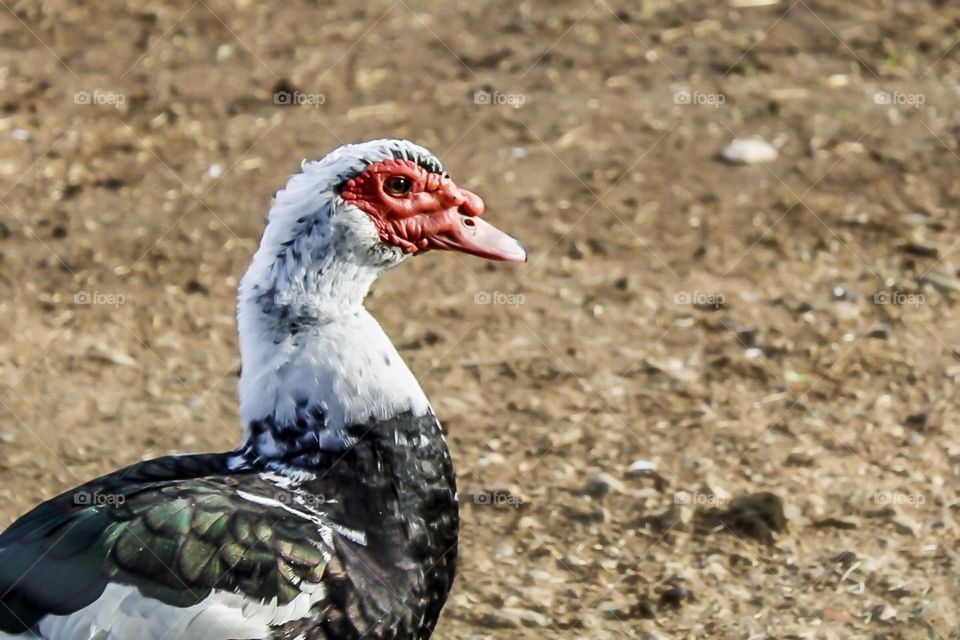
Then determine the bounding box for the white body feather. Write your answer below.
[10,582,324,640]
[238,307,429,451]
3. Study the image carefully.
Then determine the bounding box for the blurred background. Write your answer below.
[0,0,958,637]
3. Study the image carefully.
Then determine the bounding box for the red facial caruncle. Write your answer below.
[339,159,526,263]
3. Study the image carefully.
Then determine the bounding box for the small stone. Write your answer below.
[821,605,851,623]
[826,74,849,87]
[892,513,921,537]
[784,451,814,467]
[899,242,938,258]
[504,608,550,627]
[871,603,897,622]
[714,492,787,543]
[729,553,756,568]
[184,280,208,295]
[626,460,657,475]
[904,412,929,430]
[901,212,929,226]
[734,325,757,346]
[523,570,553,584]
[582,473,626,498]
[866,323,891,340]
[718,138,778,164]
[812,517,858,530]
[216,43,234,61]
[658,585,689,608]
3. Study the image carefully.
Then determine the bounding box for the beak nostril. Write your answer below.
[462,217,476,228]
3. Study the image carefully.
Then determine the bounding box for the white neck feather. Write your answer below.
[236,160,430,455]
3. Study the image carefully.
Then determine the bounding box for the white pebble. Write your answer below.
[719,138,778,164]
[216,44,234,61]
[627,460,657,473]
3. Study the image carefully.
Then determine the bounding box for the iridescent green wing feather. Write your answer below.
[0,455,331,635]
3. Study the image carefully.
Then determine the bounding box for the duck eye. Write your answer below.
[384,176,413,197]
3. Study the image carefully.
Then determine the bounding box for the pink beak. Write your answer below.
[427,211,527,262]
[423,187,526,262]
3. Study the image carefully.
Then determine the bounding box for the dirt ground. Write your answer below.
[0,0,958,637]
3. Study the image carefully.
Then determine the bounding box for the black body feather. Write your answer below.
[0,412,458,639]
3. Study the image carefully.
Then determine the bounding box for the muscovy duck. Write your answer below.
[0,139,526,640]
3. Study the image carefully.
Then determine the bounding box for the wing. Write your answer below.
[0,455,333,640]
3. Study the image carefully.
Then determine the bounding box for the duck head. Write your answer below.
[235,140,525,456]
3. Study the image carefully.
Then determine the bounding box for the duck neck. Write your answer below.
[234,201,430,464]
